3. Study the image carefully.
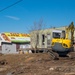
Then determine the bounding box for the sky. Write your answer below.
[0,0,75,33]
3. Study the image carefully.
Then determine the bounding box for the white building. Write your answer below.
[0,32,31,54]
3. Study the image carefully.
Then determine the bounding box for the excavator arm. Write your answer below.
[66,22,74,46]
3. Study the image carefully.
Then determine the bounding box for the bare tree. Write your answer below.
[30,19,45,52]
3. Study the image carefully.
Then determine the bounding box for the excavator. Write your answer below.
[49,22,75,59]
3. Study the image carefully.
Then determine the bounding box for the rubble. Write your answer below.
[0,53,75,75]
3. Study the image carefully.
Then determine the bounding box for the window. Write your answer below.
[42,34,45,45]
[16,44,20,51]
[0,46,2,51]
[47,34,51,45]
[53,32,61,38]
[47,34,50,40]
[37,34,39,45]
[62,31,65,39]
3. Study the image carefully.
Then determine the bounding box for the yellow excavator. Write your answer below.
[50,22,75,59]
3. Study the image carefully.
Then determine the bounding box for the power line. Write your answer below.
[0,0,23,12]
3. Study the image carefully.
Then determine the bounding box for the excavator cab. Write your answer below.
[52,30,65,39]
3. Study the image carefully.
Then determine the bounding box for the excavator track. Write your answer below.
[48,50,59,60]
[67,46,75,59]
[48,49,75,60]
[67,51,75,59]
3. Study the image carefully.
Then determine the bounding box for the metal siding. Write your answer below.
[2,43,18,54]
[10,43,18,54]
[2,43,11,54]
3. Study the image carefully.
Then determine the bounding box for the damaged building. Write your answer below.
[30,26,75,49]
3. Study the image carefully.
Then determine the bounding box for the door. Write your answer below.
[47,34,51,48]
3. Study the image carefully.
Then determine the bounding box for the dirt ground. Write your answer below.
[0,53,75,75]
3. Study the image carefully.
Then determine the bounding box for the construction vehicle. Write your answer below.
[50,22,75,59]
[23,22,74,60]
